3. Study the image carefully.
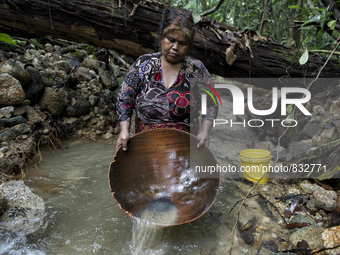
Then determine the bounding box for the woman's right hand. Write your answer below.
[116,121,130,151]
[116,130,130,151]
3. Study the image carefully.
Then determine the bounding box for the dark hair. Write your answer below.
[155,8,196,51]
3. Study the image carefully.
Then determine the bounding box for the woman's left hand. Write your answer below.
[197,120,213,148]
[197,131,209,148]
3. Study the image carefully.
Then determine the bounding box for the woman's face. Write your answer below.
[161,30,190,64]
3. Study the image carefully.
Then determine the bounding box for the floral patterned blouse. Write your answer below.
[116,52,218,128]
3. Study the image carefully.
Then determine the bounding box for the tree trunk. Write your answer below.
[0,0,339,89]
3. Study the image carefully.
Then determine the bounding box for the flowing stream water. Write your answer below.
[0,87,289,254]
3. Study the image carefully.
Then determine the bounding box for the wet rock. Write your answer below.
[0,193,7,216]
[313,105,326,117]
[269,252,296,255]
[0,53,6,62]
[44,43,54,52]
[0,180,45,234]
[88,94,98,106]
[0,106,14,118]
[39,87,66,118]
[322,226,340,255]
[256,140,276,151]
[289,225,324,250]
[82,58,100,72]
[66,96,91,117]
[298,180,324,193]
[62,117,78,124]
[302,122,321,138]
[0,136,36,175]
[0,60,30,85]
[41,77,57,87]
[306,199,318,212]
[0,123,31,142]
[52,60,71,73]
[103,131,114,140]
[0,116,26,127]
[98,63,118,90]
[0,73,26,106]
[54,45,61,52]
[286,139,313,161]
[13,105,27,116]
[24,66,45,103]
[313,190,337,212]
[26,106,44,124]
[289,214,315,226]
[110,63,120,78]
[330,100,340,114]
[320,127,335,143]
[72,67,92,83]
[24,52,32,61]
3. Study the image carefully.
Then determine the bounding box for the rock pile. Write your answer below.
[0,40,129,177]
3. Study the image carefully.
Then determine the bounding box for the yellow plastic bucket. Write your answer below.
[239,149,272,184]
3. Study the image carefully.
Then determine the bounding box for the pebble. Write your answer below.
[313,189,337,212]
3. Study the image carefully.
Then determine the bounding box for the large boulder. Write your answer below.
[0,180,45,234]
[66,96,91,117]
[39,87,66,118]
[0,60,30,85]
[0,73,25,106]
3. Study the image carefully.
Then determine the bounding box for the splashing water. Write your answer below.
[131,198,177,255]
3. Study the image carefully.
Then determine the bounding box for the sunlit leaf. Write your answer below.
[192,13,201,24]
[299,49,309,65]
[288,5,302,9]
[286,113,294,123]
[327,20,336,30]
[0,33,17,46]
[286,104,293,115]
[300,15,320,28]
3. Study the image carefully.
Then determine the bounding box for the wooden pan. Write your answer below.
[108,128,221,227]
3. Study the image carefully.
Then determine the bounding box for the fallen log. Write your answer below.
[0,0,339,89]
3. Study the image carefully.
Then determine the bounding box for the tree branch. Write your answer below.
[200,0,225,17]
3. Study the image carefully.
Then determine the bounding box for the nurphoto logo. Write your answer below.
[201,84,311,128]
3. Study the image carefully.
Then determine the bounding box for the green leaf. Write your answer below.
[320,9,329,30]
[192,13,201,24]
[300,15,320,28]
[299,49,309,65]
[288,5,302,9]
[184,1,195,9]
[286,113,294,123]
[327,20,336,30]
[286,104,293,115]
[0,33,17,46]
[289,124,300,134]
[316,29,324,49]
